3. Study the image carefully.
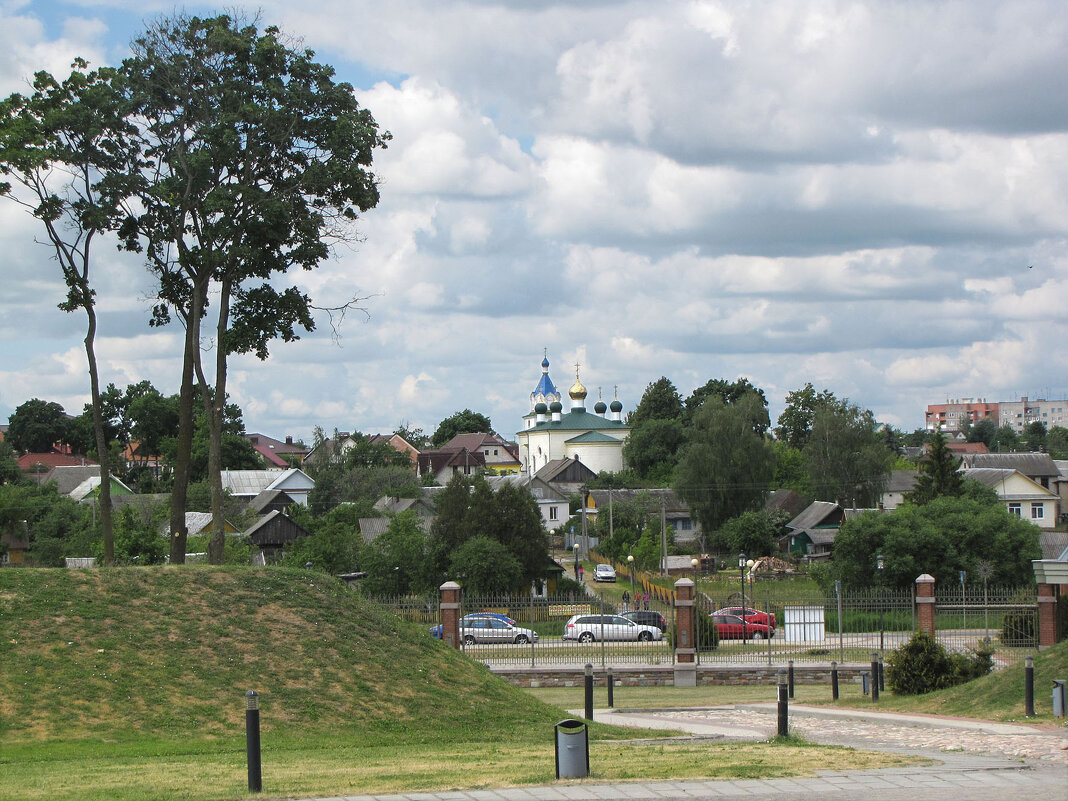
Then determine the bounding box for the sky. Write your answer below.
[1,0,1066,446]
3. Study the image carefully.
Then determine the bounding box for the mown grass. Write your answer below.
[0,567,925,801]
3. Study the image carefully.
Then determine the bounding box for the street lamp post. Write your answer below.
[573,543,580,581]
[876,554,884,650]
[627,554,635,599]
[691,557,699,588]
[738,553,747,641]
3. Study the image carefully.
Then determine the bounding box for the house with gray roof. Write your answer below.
[219,468,314,506]
[961,452,1060,490]
[961,467,1059,528]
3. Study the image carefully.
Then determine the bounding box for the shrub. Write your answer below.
[696,612,719,650]
[886,631,993,695]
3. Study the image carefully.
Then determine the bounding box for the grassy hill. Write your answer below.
[0,566,564,745]
[0,566,926,801]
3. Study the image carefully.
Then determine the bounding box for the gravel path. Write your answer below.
[643,705,1068,764]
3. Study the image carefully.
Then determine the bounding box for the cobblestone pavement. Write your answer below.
[629,705,1068,764]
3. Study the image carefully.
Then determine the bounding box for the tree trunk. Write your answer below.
[206,277,231,564]
[84,300,115,565]
[169,277,207,564]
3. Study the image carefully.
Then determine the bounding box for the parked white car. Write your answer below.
[593,564,616,582]
[562,613,662,642]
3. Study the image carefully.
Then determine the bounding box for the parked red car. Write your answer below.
[713,606,776,634]
[711,613,773,640]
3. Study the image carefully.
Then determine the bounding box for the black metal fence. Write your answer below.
[369,582,1037,668]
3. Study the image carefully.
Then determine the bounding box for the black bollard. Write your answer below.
[878,654,885,692]
[777,668,789,737]
[1025,656,1034,717]
[788,660,795,700]
[245,690,262,793]
[831,661,839,701]
[607,669,614,708]
[871,653,880,702]
[584,663,594,721]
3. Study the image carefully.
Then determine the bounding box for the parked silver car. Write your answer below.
[593,563,617,582]
[460,615,539,644]
[562,613,662,642]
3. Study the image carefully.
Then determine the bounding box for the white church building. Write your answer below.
[515,354,630,475]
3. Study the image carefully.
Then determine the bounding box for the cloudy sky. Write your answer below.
[1,0,1066,445]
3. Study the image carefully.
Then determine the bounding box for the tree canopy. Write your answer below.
[828,480,1041,589]
[906,432,963,504]
[674,391,775,534]
[431,409,493,447]
[802,396,893,507]
[627,377,683,427]
[6,399,70,453]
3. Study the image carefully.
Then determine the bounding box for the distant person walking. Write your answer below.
[622,590,630,611]
[577,565,584,582]
[642,592,649,610]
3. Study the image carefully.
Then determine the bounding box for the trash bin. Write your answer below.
[1053,680,1066,718]
[861,672,870,695]
[554,718,589,778]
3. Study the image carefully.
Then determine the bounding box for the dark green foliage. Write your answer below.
[696,610,719,650]
[1047,426,1068,459]
[5,398,70,453]
[0,482,95,566]
[712,511,779,557]
[360,511,430,595]
[828,485,1040,589]
[592,491,663,560]
[281,520,359,575]
[431,409,493,447]
[886,631,993,695]
[1001,610,1036,646]
[967,417,998,449]
[448,536,522,594]
[623,417,686,481]
[109,505,168,565]
[684,378,769,433]
[0,441,20,485]
[627,377,683,427]
[675,392,775,534]
[775,383,835,449]
[803,397,893,507]
[906,432,963,504]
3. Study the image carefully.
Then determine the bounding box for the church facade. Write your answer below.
[515,354,630,475]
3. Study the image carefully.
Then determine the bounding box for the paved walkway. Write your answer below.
[298,706,1068,801]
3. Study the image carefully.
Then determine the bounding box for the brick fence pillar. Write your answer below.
[1037,583,1058,649]
[440,581,462,650]
[915,574,935,637]
[673,578,696,687]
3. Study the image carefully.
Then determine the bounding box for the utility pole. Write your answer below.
[660,495,668,576]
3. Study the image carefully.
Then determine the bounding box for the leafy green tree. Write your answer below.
[992,424,1019,453]
[967,417,997,449]
[1022,421,1047,452]
[803,397,893,507]
[109,505,168,565]
[360,511,430,595]
[714,511,779,557]
[0,60,137,566]
[772,440,811,496]
[1047,426,1068,459]
[593,491,661,560]
[393,422,430,450]
[0,482,95,566]
[906,432,963,504]
[627,377,683,427]
[684,378,769,432]
[623,418,685,481]
[828,483,1040,589]
[281,519,359,574]
[342,432,413,469]
[6,399,71,454]
[630,527,662,572]
[449,536,522,594]
[430,409,493,447]
[116,14,388,565]
[775,383,836,449]
[0,441,21,485]
[674,392,775,534]
[492,481,550,584]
